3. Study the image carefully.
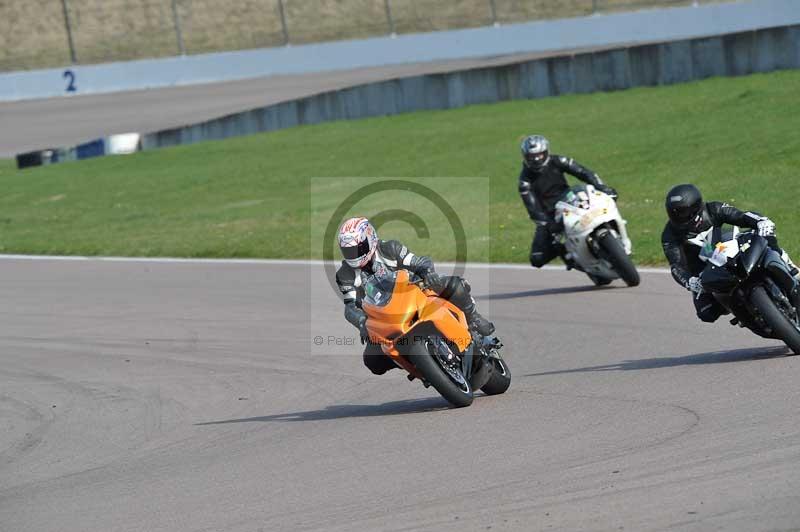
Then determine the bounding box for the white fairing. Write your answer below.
[554,185,633,279]
[687,226,741,267]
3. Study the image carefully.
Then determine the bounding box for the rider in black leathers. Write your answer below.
[662,183,799,323]
[336,217,494,375]
[518,135,617,268]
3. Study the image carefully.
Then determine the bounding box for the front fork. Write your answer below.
[586,227,605,257]
[587,225,617,258]
[588,220,632,255]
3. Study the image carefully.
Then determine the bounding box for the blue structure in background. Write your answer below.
[76,139,105,160]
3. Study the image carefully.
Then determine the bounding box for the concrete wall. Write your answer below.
[141,24,800,150]
[2,0,800,102]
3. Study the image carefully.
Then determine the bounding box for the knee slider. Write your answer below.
[363,352,391,375]
[697,304,720,323]
[367,365,389,376]
[530,252,547,268]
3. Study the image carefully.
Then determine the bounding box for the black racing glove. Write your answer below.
[597,184,618,199]
[544,220,564,235]
[422,269,443,291]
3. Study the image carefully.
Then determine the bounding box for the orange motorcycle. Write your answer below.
[361,269,510,407]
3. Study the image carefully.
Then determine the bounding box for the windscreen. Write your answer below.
[362,269,397,308]
[562,186,591,210]
[697,227,740,268]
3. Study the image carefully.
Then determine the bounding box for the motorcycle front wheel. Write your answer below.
[405,334,474,408]
[598,231,640,287]
[750,285,800,355]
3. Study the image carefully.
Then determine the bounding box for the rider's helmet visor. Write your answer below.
[340,239,372,261]
[526,151,548,166]
[670,206,702,229]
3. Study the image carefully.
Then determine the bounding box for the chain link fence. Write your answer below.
[0,0,726,72]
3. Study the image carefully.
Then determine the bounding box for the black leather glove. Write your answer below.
[544,220,563,235]
[422,270,443,291]
[597,184,618,199]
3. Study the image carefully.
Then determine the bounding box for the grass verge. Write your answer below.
[0,69,798,264]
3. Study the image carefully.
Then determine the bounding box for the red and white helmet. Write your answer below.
[338,217,378,268]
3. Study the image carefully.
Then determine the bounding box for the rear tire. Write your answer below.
[406,335,474,408]
[750,285,800,355]
[480,356,511,396]
[598,231,640,287]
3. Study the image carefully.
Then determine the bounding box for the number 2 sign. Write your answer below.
[63,70,77,93]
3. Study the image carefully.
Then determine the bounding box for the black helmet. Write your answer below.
[521,135,550,169]
[665,184,704,230]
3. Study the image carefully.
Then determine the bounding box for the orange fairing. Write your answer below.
[361,270,473,374]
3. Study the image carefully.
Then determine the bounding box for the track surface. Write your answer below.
[0,49,597,158]
[1,259,799,531]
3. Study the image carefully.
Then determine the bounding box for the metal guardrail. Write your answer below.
[0,0,720,72]
[136,23,800,150]
[14,22,794,167]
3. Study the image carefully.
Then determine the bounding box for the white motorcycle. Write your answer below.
[553,184,640,287]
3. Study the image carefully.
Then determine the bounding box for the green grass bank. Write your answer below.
[0,69,798,264]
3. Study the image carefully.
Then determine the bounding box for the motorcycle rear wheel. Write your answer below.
[480,356,511,396]
[598,231,640,287]
[750,285,800,355]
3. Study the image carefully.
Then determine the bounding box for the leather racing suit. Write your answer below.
[662,201,789,322]
[518,155,611,267]
[335,239,487,374]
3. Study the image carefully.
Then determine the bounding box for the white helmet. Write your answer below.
[338,217,378,268]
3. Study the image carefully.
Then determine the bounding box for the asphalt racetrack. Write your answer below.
[2,258,799,531]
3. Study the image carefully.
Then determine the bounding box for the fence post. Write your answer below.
[488,0,498,26]
[170,0,186,55]
[277,0,290,45]
[384,0,396,36]
[60,0,77,63]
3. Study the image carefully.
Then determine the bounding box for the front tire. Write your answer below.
[406,335,474,408]
[750,285,800,355]
[598,231,640,287]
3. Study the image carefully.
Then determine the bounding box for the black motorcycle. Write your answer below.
[692,226,800,354]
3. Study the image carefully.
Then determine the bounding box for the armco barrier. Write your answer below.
[141,24,800,151]
[15,133,142,169]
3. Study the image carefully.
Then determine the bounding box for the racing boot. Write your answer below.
[466,306,495,337]
[560,248,584,273]
[459,292,495,336]
[562,252,576,271]
[554,241,575,271]
[441,277,496,336]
